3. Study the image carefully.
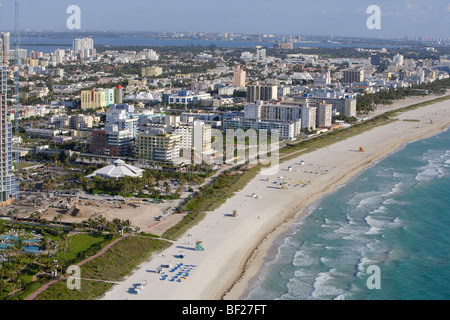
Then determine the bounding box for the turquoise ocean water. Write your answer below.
[245,128,450,300]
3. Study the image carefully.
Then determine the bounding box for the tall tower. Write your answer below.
[14,0,21,201]
[1,32,10,60]
[233,65,246,87]
[1,46,16,206]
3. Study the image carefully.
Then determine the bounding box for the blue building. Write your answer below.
[106,104,138,138]
[166,90,211,106]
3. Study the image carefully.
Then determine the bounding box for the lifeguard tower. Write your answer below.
[195,241,205,251]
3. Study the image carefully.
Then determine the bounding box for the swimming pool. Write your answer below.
[0,234,42,253]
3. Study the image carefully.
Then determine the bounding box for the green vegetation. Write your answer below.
[34,235,170,300]
[79,166,209,199]
[63,234,110,262]
[162,211,206,241]
[357,78,450,113]
[0,218,125,300]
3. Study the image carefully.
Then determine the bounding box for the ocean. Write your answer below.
[245,128,450,300]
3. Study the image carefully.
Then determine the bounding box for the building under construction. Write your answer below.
[0,44,16,206]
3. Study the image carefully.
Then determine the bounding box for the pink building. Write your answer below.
[234,65,246,87]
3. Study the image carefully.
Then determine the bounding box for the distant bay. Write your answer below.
[19,36,408,53]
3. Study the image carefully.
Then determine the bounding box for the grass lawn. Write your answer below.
[64,233,111,262]
[34,235,170,300]
[18,162,37,171]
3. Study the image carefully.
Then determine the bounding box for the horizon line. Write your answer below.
[2,30,449,42]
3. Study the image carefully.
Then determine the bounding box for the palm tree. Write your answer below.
[99,216,107,232]
[34,212,42,224]
[39,237,51,254]
[13,236,25,255]
[163,181,171,195]
[87,218,95,234]
[56,213,63,225]
[122,219,131,233]
[61,233,69,262]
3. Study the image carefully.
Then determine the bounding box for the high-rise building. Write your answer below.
[342,69,364,83]
[1,32,10,60]
[393,54,404,66]
[73,38,93,52]
[370,54,381,66]
[256,48,266,61]
[316,103,332,127]
[136,130,182,162]
[91,125,134,157]
[301,106,317,131]
[29,51,44,59]
[173,121,212,154]
[106,104,138,138]
[81,89,107,110]
[233,65,246,87]
[139,119,212,159]
[73,38,95,58]
[142,49,159,61]
[246,84,278,103]
[291,96,357,118]
[1,47,16,206]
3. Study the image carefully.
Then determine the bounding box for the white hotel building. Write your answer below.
[223,100,332,140]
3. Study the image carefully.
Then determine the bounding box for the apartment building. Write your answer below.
[246,84,278,103]
[91,125,134,157]
[136,130,182,162]
[81,89,107,110]
[0,53,16,206]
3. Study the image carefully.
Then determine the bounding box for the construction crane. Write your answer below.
[14,0,20,200]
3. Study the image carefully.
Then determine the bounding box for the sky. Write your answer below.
[0,0,449,38]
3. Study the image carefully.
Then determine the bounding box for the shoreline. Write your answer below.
[220,122,450,300]
[100,95,449,301]
[220,110,450,300]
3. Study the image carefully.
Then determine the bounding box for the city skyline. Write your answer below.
[0,0,449,39]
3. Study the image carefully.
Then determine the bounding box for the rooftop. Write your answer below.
[86,159,144,179]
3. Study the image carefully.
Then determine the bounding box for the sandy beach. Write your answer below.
[101,95,450,300]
